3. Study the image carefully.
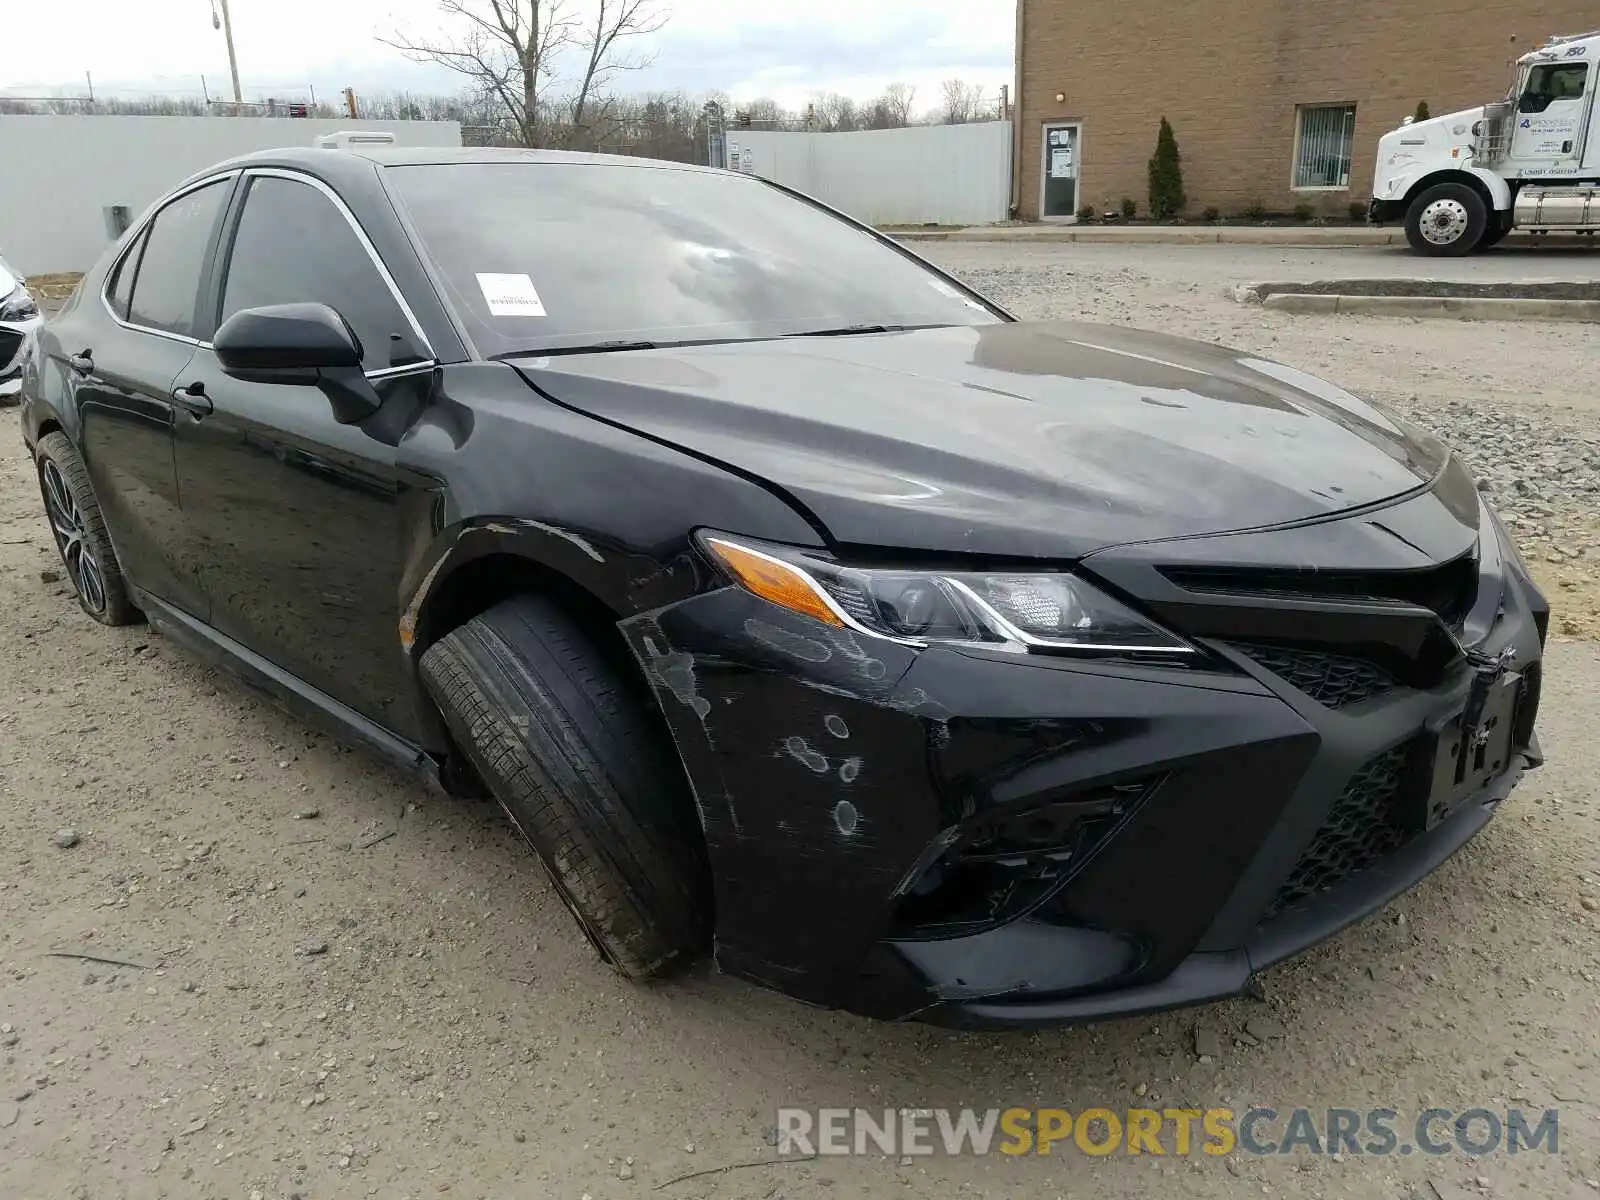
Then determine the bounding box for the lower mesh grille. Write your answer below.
[1235,643,1397,709]
[0,329,22,368]
[1261,743,1416,922]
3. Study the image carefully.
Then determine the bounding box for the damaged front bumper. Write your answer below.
[621,514,1546,1027]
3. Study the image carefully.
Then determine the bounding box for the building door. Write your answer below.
[1041,124,1080,219]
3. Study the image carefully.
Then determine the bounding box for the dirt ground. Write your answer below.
[3,248,1599,1200]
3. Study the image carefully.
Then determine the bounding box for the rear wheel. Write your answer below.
[420,593,710,977]
[35,432,138,626]
[1404,182,1488,256]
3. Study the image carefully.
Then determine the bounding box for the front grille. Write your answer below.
[1165,552,1480,629]
[1234,642,1397,708]
[0,329,22,368]
[1261,742,1416,922]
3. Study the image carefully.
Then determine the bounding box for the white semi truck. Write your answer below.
[1369,27,1600,254]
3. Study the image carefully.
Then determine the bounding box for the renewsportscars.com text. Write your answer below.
[775,1106,1560,1157]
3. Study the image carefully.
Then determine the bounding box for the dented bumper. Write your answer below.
[621,545,1544,1026]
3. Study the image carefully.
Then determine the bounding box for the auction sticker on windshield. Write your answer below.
[475,272,547,317]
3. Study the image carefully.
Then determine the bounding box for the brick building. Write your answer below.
[1010,1,1599,220]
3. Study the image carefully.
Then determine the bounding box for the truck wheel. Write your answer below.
[420,593,711,978]
[1404,183,1488,255]
[35,432,139,626]
[1480,211,1514,249]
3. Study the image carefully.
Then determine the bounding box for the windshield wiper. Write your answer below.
[491,339,658,360]
[790,323,951,338]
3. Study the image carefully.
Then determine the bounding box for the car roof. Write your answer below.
[203,144,726,175]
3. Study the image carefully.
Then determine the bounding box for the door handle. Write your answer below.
[68,351,93,376]
[171,381,213,416]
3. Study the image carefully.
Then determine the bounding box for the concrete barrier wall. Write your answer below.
[727,122,1012,227]
[0,116,462,275]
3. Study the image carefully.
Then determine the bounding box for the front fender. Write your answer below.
[391,361,828,754]
[1375,165,1510,211]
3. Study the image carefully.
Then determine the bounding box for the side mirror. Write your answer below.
[213,302,380,425]
[213,303,362,375]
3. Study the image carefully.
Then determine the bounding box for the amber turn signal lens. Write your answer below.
[703,537,844,627]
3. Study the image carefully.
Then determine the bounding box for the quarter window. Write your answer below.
[105,227,148,321]
[1292,104,1356,190]
[125,181,230,337]
[219,176,416,372]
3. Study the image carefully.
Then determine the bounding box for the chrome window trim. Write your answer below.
[100,170,240,347]
[100,167,440,380]
[238,167,435,360]
[365,360,438,381]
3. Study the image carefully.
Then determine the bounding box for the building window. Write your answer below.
[1293,104,1356,190]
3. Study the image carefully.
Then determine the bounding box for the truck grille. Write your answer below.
[1260,742,1416,922]
[1234,643,1397,709]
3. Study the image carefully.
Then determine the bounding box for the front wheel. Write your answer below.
[420,594,711,978]
[1404,183,1488,256]
[1480,211,1515,249]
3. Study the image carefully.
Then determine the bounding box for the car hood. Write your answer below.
[514,321,1450,559]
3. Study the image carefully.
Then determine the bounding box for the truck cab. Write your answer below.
[1369,29,1600,254]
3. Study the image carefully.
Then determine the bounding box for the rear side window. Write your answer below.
[219,175,415,372]
[125,181,230,338]
[105,227,148,320]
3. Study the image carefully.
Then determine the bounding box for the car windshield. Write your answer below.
[385,161,1000,357]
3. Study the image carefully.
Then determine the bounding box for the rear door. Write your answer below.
[72,176,234,616]
[171,169,435,736]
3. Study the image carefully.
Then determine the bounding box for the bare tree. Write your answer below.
[383,0,666,148]
[881,82,916,126]
[563,0,667,146]
[937,78,986,124]
[809,91,862,132]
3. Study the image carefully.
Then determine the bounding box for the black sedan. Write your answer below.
[21,147,1545,1027]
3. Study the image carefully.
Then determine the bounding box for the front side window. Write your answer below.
[1292,104,1356,190]
[125,180,230,337]
[219,175,415,372]
[385,161,1000,358]
[1519,63,1589,113]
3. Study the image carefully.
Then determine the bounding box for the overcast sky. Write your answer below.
[4,0,1014,112]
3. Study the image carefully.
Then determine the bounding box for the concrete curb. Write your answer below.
[1254,292,1600,321]
[886,226,1411,247]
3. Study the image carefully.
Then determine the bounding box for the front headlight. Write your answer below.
[0,282,38,322]
[699,533,1194,655]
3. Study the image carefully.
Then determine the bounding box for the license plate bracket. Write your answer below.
[1416,670,1521,831]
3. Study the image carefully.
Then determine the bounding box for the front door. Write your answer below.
[172,170,431,737]
[1510,60,1590,166]
[1041,124,1081,219]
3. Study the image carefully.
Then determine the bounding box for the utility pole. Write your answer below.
[343,87,358,119]
[217,0,243,104]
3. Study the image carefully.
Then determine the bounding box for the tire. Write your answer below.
[1404,182,1488,256]
[35,431,139,626]
[1481,212,1514,249]
[420,594,710,978]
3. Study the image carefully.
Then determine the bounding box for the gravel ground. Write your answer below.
[2,247,1599,1200]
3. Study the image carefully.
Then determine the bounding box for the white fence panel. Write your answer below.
[728,122,1011,227]
[0,116,462,275]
